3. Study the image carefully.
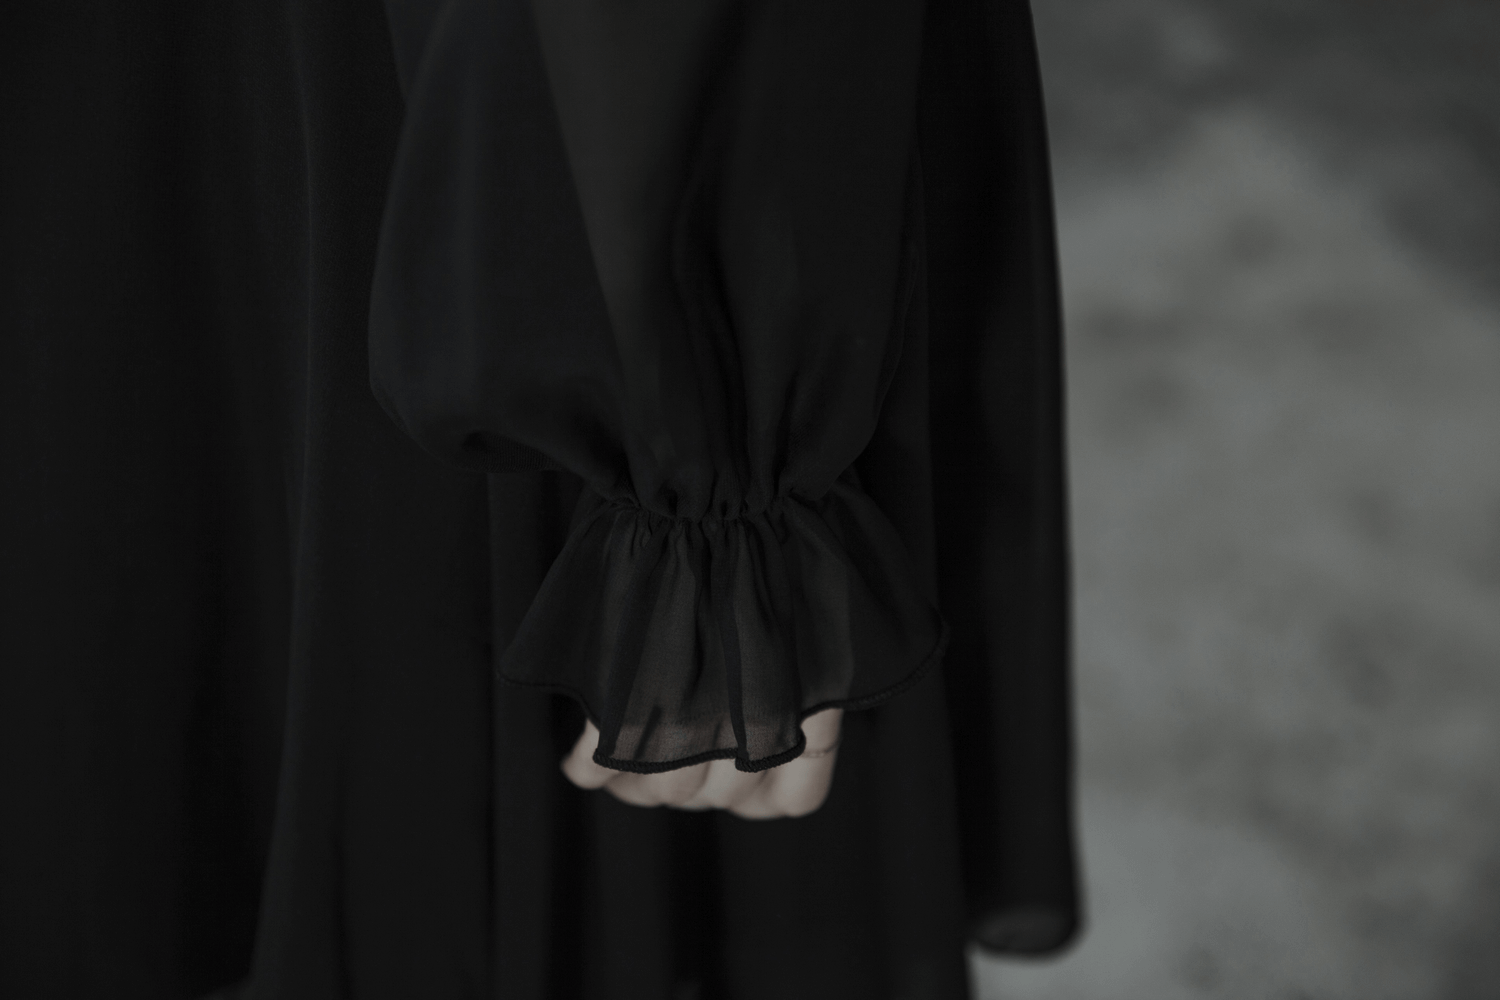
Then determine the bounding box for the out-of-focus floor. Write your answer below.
[973,3,1500,998]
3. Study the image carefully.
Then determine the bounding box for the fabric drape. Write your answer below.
[0,0,1080,996]
[370,0,947,772]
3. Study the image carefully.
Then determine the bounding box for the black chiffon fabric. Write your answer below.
[1,0,1080,996]
[371,0,945,772]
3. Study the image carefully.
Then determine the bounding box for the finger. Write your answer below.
[800,708,843,758]
[605,761,710,808]
[727,773,797,820]
[677,756,764,811]
[732,761,829,820]
[560,720,616,790]
[602,773,669,808]
[760,747,838,818]
[730,709,842,820]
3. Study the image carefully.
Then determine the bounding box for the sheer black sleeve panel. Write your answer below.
[369,0,946,772]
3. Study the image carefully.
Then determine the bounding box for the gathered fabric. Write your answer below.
[502,477,947,771]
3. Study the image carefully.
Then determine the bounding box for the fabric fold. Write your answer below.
[499,477,948,771]
[369,0,945,772]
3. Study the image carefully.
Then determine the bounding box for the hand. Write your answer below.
[561,709,843,819]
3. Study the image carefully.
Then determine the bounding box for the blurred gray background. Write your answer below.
[973,2,1500,997]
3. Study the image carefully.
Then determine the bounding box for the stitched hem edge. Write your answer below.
[498,617,951,774]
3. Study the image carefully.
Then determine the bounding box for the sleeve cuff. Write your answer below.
[497,473,948,772]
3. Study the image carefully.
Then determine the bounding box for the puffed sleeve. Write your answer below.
[369,0,946,772]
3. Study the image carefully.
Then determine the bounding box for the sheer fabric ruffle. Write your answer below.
[501,478,947,772]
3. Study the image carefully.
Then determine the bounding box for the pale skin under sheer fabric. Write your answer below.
[562,708,845,817]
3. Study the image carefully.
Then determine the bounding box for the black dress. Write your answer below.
[0,0,1078,997]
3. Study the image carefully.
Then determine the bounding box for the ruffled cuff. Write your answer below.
[498,475,948,772]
